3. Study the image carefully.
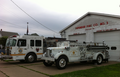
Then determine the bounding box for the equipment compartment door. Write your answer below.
[35,40,43,55]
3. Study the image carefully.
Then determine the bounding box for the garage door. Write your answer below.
[94,31,120,61]
[69,34,85,42]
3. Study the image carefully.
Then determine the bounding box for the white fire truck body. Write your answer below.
[42,40,109,69]
[0,35,65,63]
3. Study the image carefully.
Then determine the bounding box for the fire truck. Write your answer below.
[0,35,65,63]
[42,40,109,69]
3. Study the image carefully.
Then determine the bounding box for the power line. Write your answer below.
[0,19,60,35]
[0,5,29,24]
[0,19,24,28]
[11,0,59,34]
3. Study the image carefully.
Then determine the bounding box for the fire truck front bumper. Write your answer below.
[0,54,13,60]
[41,57,55,62]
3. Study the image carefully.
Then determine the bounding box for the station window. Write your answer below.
[17,39,26,46]
[111,46,117,50]
[30,40,34,46]
[35,40,41,46]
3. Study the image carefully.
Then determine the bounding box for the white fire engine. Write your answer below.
[42,40,109,69]
[0,35,65,63]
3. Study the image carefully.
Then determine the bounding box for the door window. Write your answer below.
[17,39,26,46]
[30,40,34,46]
[35,40,41,46]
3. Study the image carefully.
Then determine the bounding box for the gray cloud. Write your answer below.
[0,0,78,37]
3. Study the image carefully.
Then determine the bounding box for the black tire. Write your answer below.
[80,61,87,63]
[96,55,103,65]
[19,60,25,63]
[43,60,53,67]
[104,59,108,63]
[25,53,36,63]
[56,56,68,69]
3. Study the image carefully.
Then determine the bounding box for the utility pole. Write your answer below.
[26,22,29,35]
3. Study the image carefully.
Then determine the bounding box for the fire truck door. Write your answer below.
[17,39,27,54]
[70,47,80,56]
[69,47,80,61]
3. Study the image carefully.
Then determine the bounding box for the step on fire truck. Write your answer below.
[42,40,109,69]
[0,35,65,63]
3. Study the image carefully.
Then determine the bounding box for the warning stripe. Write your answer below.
[10,54,25,56]
[10,53,43,56]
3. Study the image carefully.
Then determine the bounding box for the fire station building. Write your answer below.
[60,12,120,61]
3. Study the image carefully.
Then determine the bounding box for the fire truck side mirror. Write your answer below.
[18,41,21,47]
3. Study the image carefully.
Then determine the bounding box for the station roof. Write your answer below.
[59,12,120,33]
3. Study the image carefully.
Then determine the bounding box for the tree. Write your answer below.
[31,33,39,36]
[0,36,8,49]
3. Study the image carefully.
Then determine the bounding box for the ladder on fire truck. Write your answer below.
[78,41,109,50]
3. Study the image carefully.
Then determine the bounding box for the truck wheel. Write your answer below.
[19,60,25,63]
[96,55,103,65]
[25,53,36,63]
[43,60,53,66]
[104,59,108,63]
[56,56,67,69]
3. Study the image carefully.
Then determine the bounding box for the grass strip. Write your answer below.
[18,65,51,77]
[51,63,120,77]
[0,70,9,77]
[3,60,14,62]
[23,63,43,66]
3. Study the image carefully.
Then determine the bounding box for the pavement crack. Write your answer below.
[0,69,10,77]
[17,65,51,77]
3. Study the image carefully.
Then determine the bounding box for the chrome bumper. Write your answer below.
[0,54,12,60]
[41,57,55,61]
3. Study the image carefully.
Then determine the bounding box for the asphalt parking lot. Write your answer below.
[0,60,119,77]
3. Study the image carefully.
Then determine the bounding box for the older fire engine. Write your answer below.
[0,35,65,63]
[42,40,109,69]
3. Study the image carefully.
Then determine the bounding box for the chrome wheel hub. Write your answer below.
[28,55,34,62]
[98,56,102,63]
[59,59,66,67]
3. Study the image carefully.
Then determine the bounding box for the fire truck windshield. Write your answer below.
[57,41,69,47]
[6,39,16,46]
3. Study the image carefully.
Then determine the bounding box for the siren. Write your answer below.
[12,35,17,37]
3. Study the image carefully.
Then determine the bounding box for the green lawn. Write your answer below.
[51,63,120,77]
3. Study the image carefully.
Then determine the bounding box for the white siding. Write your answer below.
[69,34,85,42]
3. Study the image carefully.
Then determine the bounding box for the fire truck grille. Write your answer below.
[45,50,52,57]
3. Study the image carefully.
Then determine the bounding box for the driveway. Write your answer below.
[0,60,119,77]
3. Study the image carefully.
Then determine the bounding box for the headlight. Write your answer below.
[43,52,46,57]
[50,53,54,58]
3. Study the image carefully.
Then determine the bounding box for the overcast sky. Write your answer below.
[0,0,120,37]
